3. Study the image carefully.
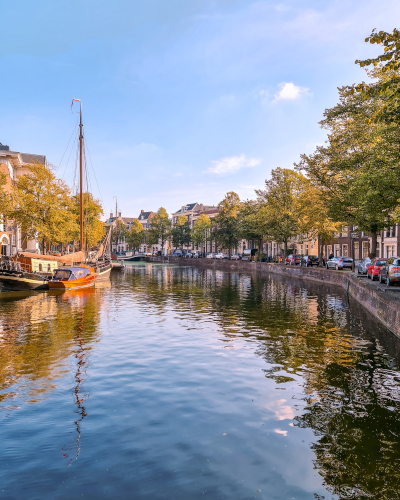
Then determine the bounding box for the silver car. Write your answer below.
[358,257,371,275]
[326,256,353,270]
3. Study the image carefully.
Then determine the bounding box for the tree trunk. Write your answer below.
[284,239,288,257]
[319,235,324,267]
[370,231,378,258]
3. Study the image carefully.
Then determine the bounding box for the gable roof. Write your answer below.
[138,211,153,220]
[20,153,46,165]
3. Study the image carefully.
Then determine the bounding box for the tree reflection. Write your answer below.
[125,263,400,498]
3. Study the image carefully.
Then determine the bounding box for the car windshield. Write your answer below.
[376,260,387,265]
[332,257,340,261]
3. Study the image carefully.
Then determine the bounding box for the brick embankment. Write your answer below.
[146,256,400,338]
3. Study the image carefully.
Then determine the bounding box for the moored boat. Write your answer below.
[0,256,52,290]
[48,265,97,290]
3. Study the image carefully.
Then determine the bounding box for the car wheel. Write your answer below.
[335,264,338,270]
[358,268,361,274]
[326,265,329,270]
[387,275,393,287]
[367,274,370,279]
[372,275,376,281]
[379,273,383,283]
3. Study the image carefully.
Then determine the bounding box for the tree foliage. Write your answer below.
[171,215,191,249]
[214,192,242,256]
[148,207,172,252]
[126,218,144,251]
[255,168,304,256]
[191,213,211,248]
[12,163,77,251]
[72,192,104,248]
[0,172,12,223]
[296,71,400,255]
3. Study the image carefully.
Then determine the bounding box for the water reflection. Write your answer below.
[123,264,400,498]
[2,264,400,499]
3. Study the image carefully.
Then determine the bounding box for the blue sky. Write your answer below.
[1,0,399,218]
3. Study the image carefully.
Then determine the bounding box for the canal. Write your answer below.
[1,262,400,499]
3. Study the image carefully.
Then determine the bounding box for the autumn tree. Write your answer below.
[126,219,144,251]
[214,191,242,257]
[0,172,12,223]
[238,199,269,256]
[148,207,172,254]
[297,67,400,256]
[72,192,104,248]
[255,168,304,256]
[191,213,211,252]
[171,215,191,250]
[12,163,77,252]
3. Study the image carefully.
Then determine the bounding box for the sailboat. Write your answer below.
[49,100,99,290]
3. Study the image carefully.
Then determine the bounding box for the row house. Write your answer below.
[0,142,47,256]
[106,212,137,253]
[171,203,218,229]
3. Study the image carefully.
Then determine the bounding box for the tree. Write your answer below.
[12,163,77,252]
[255,168,304,256]
[296,72,400,256]
[148,207,172,254]
[0,172,12,223]
[238,199,269,256]
[296,180,343,263]
[171,215,191,250]
[214,191,242,257]
[126,219,144,251]
[72,192,104,248]
[191,214,211,252]
[111,220,127,248]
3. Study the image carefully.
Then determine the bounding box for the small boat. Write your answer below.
[111,260,125,271]
[48,265,97,290]
[0,256,54,290]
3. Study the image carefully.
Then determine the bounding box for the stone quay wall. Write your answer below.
[146,256,400,338]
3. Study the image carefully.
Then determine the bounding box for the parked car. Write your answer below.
[358,257,372,275]
[206,253,215,259]
[222,254,229,259]
[274,254,285,263]
[192,252,200,258]
[173,251,182,257]
[185,252,193,258]
[215,253,224,259]
[379,257,400,286]
[285,254,302,265]
[231,254,241,260]
[367,258,387,281]
[300,255,319,267]
[326,256,353,270]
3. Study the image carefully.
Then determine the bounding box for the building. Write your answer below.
[0,143,47,255]
[171,203,218,228]
[105,212,138,253]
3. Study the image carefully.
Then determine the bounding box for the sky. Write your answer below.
[1,0,399,218]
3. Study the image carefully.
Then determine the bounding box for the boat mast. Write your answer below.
[115,197,118,252]
[79,102,84,252]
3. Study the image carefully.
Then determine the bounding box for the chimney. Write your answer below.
[141,209,144,213]
[110,212,113,219]
[118,212,121,218]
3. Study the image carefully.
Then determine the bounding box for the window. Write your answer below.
[327,245,333,257]
[386,245,396,258]
[362,241,369,258]
[354,242,359,260]
[334,244,340,256]
[305,244,309,254]
[376,246,380,258]
[342,244,348,257]
[342,225,348,237]
[300,245,303,255]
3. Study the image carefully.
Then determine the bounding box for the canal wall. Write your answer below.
[146,256,400,339]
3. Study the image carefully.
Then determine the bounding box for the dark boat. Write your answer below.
[0,256,51,290]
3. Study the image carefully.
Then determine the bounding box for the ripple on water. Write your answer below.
[1,263,400,499]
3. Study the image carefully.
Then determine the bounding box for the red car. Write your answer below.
[285,254,302,265]
[368,258,387,281]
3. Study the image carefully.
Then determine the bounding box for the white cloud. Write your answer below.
[205,154,261,175]
[273,82,310,102]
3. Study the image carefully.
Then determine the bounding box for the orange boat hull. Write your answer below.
[48,273,97,290]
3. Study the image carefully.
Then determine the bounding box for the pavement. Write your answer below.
[347,268,400,304]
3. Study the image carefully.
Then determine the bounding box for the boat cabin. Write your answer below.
[53,267,91,281]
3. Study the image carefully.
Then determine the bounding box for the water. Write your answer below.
[1,263,400,500]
